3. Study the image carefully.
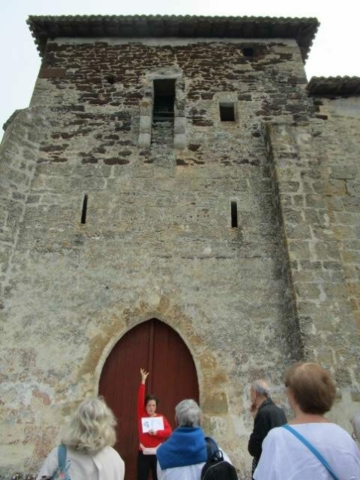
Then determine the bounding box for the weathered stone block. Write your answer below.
[39,68,67,79]
[174,117,186,135]
[139,116,151,134]
[203,392,229,415]
[138,133,151,148]
[346,180,360,197]
[331,166,357,180]
[174,133,186,150]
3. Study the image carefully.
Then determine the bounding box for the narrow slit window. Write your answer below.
[220,103,235,122]
[153,79,176,123]
[231,201,238,228]
[81,194,88,224]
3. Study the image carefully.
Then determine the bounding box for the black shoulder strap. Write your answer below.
[205,436,223,461]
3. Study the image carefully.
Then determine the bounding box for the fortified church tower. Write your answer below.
[0,14,359,478]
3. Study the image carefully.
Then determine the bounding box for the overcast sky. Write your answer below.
[1,0,359,139]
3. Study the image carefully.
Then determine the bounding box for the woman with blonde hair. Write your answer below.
[254,362,360,479]
[37,397,124,480]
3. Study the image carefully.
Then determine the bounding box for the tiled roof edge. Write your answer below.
[27,14,319,62]
[27,14,319,21]
[307,76,360,96]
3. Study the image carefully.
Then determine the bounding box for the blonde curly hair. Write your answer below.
[61,397,117,455]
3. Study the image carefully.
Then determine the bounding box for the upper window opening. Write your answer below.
[243,47,254,57]
[105,74,116,85]
[220,103,235,122]
[153,79,176,123]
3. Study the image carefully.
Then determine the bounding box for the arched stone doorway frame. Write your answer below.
[81,297,229,430]
[94,309,203,397]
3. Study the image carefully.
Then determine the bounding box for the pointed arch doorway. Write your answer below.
[99,318,199,480]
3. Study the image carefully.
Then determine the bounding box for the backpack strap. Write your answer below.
[57,444,68,474]
[282,424,339,480]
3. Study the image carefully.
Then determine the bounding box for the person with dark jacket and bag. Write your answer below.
[248,380,287,478]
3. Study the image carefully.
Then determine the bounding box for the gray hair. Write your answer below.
[351,413,360,441]
[251,380,270,397]
[61,397,117,455]
[175,399,201,427]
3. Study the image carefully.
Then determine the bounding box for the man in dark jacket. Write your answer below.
[248,379,287,479]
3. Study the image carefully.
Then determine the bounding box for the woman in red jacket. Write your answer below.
[137,368,172,480]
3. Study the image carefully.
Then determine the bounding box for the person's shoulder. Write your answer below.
[263,401,281,410]
[297,422,348,434]
[106,446,123,458]
[261,402,285,416]
[161,462,205,479]
[325,422,352,434]
[258,402,279,415]
[259,425,288,456]
[92,446,125,477]
[44,445,64,461]
[40,445,59,465]
[36,446,59,480]
[95,446,123,462]
[263,425,287,441]
[307,422,354,440]
[48,446,59,455]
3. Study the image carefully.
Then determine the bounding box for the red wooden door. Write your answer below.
[99,318,199,480]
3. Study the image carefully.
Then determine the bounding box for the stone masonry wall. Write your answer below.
[0,35,349,478]
[316,98,360,336]
[265,99,360,424]
[0,109,49,298]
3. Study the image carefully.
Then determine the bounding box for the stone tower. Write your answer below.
[0,15,359,478]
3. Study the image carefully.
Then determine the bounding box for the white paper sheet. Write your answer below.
[141,416,164,433]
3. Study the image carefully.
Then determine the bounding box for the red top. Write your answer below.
[137,383,172,449]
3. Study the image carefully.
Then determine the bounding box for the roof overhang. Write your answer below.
[307,76,360,96]
[27,14,319,62]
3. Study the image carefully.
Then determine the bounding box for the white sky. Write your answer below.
[1,0,360,138]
